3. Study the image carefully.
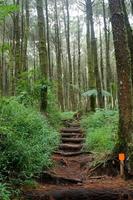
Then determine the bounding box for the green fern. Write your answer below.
[82,89,111,97]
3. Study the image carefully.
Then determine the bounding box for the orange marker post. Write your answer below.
[118,153,125,178]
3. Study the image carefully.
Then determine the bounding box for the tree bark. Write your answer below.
[99,21,104,90]
[103,0,112,92]
[121,0,133,87]
[109,0,133,175]
[86,0,96,111]
[14,0,21,89]
[55,0,64,111]
[77,17,81,108]
[65,0,74,110]
[36,0,48,112]
[23,0,29,72]
[45,0,52,80]
[130,0,133,15]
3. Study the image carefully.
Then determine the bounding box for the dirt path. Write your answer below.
[23,120,133,200]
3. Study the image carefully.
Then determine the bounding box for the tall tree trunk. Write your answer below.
[77,17,81,108]
[1,19,6,96]
[11,0,16,95]
[109,0,133,176]
[45,0,52,80]
[86,0,96,111]
[99,21,104,90]
[36,0,48,112]
[72,41,77,110]
[65,0,74,110]
[21,0,24,71]
[103,0,112,92]
[86,0,103,109]
[121,0,133,87]
[55,0,64,111]
[23,0,29,72]
[33,33,36,82]
[130,0,133,15]
[93,38,103,108]
[15,0,21,89]
[62,5,70,110]
[90,0,103,108]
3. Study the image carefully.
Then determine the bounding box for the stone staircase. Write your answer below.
[56,122,85,156]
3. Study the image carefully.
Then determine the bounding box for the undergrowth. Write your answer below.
[60,111,76,121]
[0,98,60,199]
[81,109,118,154]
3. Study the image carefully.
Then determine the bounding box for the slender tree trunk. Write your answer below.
[109,0,133,176]
[1,19,6,96]
[65,0,74,110]
[55,0,64,111]
[103,0,112,92]
[15,0,21,89]
[21,0,24,71]
[45,0,52,80]
[93,38,104,108]
[77,17,81,108]
[72,41,77,110]
[11,1,16,95]
[23,0,29,72]
[62,5,70,110]
[86,0,96,111]
[36,0,48,112]
[33,33,36,82]
[99,21,104,90]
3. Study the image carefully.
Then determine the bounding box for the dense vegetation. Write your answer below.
[0,98,60,199]
[81,109,118,153]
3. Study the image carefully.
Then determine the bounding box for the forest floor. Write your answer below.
[22,119,133,200]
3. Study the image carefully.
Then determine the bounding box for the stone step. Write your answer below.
[54,150,83,156]
[61,128,83,133]
[66,123,80,128]
[62,137,85,143]
[61,132,83,138]
[59,143,83,151]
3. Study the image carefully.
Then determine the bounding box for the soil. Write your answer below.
[22,120,133,200]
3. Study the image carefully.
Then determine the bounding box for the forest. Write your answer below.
[0,0,133,199]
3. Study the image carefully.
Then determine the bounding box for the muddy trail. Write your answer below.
[23,120,133,200]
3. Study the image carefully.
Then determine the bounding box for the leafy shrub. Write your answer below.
[16,72,62,128]
[81,109,118,153]
[0,98,60,182]
[0,183,11,200]
[46,86,62,128]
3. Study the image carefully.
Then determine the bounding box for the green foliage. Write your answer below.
[82,89,111,97]
[46,86,62,128]
[16,71,62,128]
[0,98,60,183]
[0,183,11,200]
[60,112,76,120]
[0,43,10,53]
[81,109,118,153]
[0,4,18,21]
[16,70,41,106]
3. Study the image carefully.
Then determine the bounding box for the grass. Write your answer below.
[81,109,118,154]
